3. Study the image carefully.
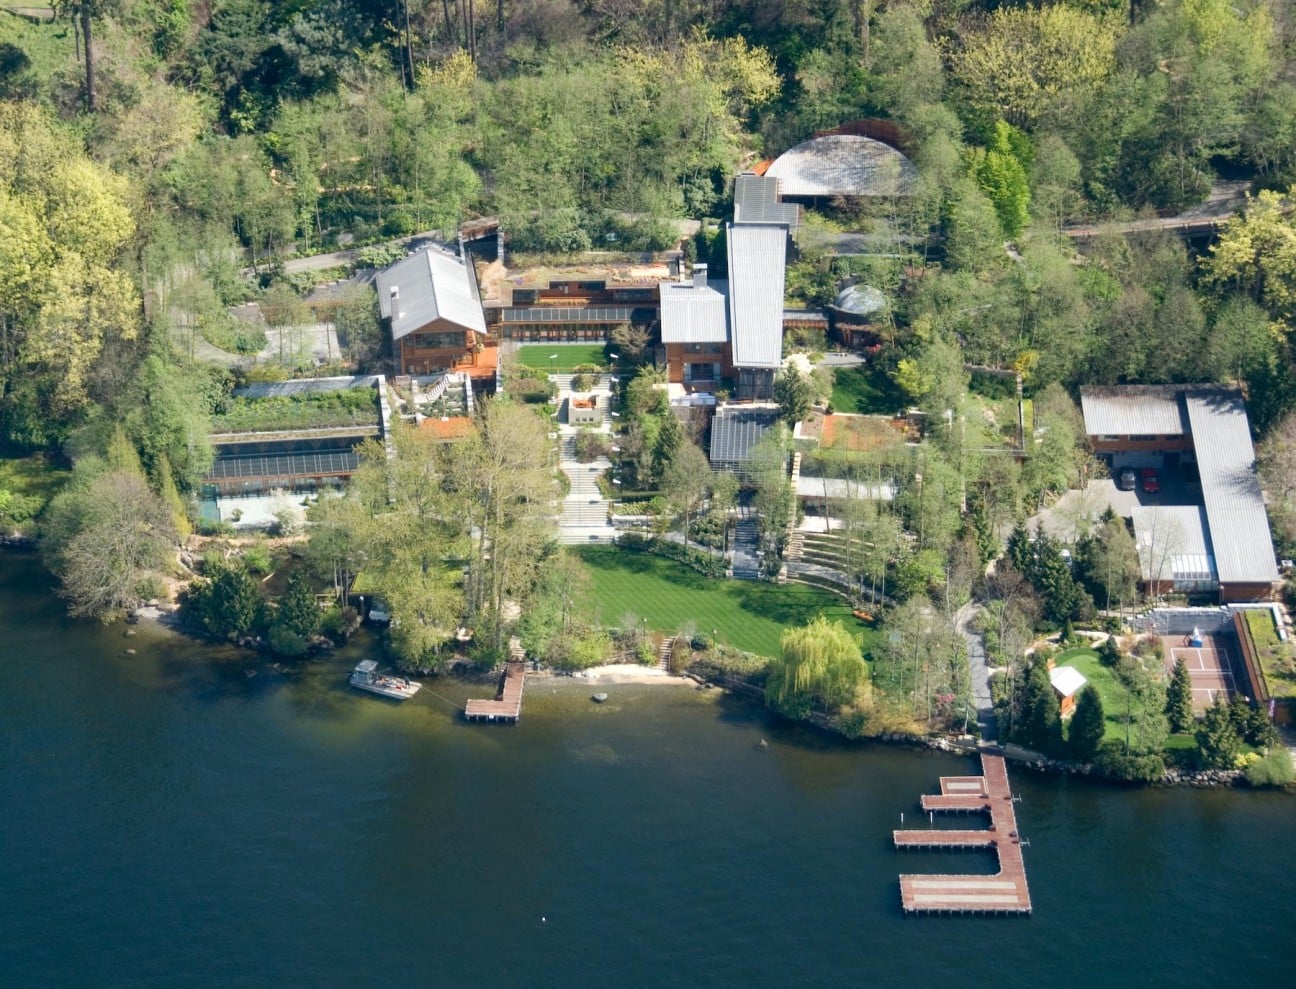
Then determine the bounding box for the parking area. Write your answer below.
[1029,461,1203,543]
[1161,633,1239,712]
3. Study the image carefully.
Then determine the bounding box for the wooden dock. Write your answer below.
[465,639,527,723]
[894,753,1031,916]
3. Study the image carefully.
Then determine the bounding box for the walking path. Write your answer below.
[956,602,996,742]
[554,373,617,545]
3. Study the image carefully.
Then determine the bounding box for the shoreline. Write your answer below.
[542,664,697,688]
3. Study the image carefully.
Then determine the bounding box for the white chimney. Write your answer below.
[390,285,399,299]
[693,263,708,290]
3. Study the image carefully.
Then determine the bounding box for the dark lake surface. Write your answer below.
[1,552,1292,987]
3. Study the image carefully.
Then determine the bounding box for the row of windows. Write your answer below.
[408,332,466,350]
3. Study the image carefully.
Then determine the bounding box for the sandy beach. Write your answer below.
[560,664,696,687]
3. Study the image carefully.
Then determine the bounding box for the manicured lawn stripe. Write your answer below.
[574,546,883,658]
[516,344,611,372]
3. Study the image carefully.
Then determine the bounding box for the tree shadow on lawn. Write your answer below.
[725,580,855,628]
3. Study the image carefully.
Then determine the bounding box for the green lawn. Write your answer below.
[516,344,611,372]
[829,363,905,415]
[1056,646,1134,742]
[574,546,882,658]
[0,454,70,501]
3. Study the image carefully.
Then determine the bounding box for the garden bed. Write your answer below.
[211,388,379,433]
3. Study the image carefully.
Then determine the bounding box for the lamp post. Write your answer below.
[548,353,558,376]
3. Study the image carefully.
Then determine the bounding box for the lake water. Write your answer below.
[0,552,1292,987]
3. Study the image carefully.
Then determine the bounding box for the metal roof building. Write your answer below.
[764,134,918,200]
[726,223,787,369]
[1080,384,1278,596]
[1081,386,1188,436]
[376,247,486,341]
[659,269,729,344]
[733,174,800,229]
[1183,392,1279,586]
[1131,505,1218,589]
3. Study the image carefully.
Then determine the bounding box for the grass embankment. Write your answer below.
[1243,608,1296,698]
[211,389,379,433]
[829,363,905,416]
[516,344,611,372]
[574,546,882,658]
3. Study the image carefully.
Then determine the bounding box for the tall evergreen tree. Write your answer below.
[774,366,812,426]
[1165,657,1194,733]
[1196,696,1242,769]
[1017,660,1063,755]
[1069,684,1106,761]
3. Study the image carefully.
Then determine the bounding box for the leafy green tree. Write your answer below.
[275,571,320,640]
[660,440,711,548]
[1016,659,1064,756]
[972,122,1032,238]
[1165,657,1195,733]
[774,366,812,426]
[947,4,1118,130]
[185,556,260,640]
[1196,695,1242,769]
[1069,685,1106,761]
[767,616,867,716]
[42,462,178,623]
[1201,187,1296,333]
[1077,512,1140,612]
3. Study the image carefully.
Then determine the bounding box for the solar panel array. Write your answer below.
[205,450,359,481]
[501,306,634,324]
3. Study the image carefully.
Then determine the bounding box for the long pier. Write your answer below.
[465,639,527,723]
[894,753,1031,916]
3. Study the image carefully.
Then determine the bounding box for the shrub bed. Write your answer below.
[212,388,379,432]
[616,532,727,578]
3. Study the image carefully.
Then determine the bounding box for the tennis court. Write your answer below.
[1163,634,1239,712]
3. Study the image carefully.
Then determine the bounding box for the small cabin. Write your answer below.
[1049,664,1088,717]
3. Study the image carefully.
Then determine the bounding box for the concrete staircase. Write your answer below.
[555,376,617,545]
[731,517,761,580]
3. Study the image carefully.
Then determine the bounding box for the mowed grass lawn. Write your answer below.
[575,546,883,658]
[516,344,611,372]
[1056,647,1133,742]
[829,363,905,415]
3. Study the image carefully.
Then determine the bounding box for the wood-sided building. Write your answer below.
[489,279,659,342]
[377,247,488,376]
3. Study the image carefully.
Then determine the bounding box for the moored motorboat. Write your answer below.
[348,659,421,700]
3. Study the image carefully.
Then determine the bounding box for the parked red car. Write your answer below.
[1141,468,1160,493]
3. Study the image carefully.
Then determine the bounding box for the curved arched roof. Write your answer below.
[766,135,918,199]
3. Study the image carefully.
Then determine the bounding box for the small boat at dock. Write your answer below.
[348,659,421,701]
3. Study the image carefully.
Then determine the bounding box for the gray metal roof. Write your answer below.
[765,135,918,199]
[376,247,486,341]
[733,174,800,229]
[709,406,781,468]
[1184,392,1279,585]
[726,223,786,369]
[1080,386,1188,436]
[1132,505,1216,584]
[660,278,729,344]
